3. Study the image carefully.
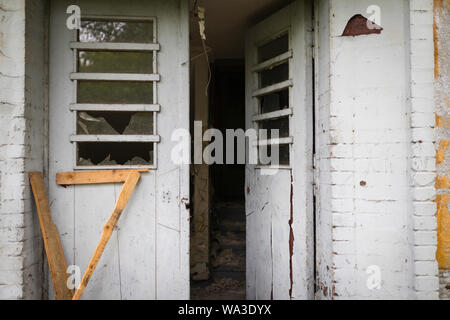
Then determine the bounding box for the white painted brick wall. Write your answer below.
[409,0,439,298]
[315,0,439,299]
[0,0,27,300]
[0,0,47,299]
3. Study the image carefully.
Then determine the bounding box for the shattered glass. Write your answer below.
[77,111,153,135]
[77,142,154,166]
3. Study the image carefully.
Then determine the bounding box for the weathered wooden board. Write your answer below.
[73,183,121,299]
[245,0,314,300]
[116,173,156,299]
[49,0,190,299]
[29,172,73,300]
[56,169,149,185]
[73,172,141,300]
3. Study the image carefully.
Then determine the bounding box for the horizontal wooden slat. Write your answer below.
[56,169,149,185]
[70,135,160,143]
[257,137,293,146]
[252,108,292,122]
[81,15,155,22]
[252,80,293,97]
[70,41,160,52]
[74,165,154,170]
[70,104,160,112]
[252,50,292,73]
[70,73,160,82]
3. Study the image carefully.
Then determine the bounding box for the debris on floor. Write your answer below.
[191,263,210,281]
[191,200,246,300]
[191,278,245,300]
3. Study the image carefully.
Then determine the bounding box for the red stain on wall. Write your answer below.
[342,14,383,37]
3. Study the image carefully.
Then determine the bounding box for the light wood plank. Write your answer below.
[252,79,293,97]
[70,134,160,143]
[257,137,294,146]
[29,172,73,300]
[56,169,149,185]
[70,72,160,82]
[70,103,160,112]
[252,108,292,122]
[72,171,141,300]
[251,50,292,72]
[70,41,160,52]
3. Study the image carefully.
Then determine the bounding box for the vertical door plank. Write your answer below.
[48,0,76,299]
[74,183,121,299]
[73,172,141,300]
[117,173,157,299]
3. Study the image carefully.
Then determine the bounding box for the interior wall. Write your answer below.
[190,48,211,281]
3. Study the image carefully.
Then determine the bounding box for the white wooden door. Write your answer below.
[48,0,189,299]
[245,0,314,300]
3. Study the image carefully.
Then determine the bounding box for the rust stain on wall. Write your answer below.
[341,14,383,37]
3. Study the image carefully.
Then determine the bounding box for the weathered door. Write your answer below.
[245,0,314,299]
[48,0,189,299]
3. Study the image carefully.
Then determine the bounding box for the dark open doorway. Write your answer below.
[188,0,296,300]
[191,60,246,300]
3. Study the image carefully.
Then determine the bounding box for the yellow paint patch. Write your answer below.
[436,140,450,164]
[437,194,450,269]
[436,176,450,189]
[433,0,441,79]
[436,115,450,129]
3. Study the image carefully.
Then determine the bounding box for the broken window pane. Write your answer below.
[258,33,289,63]
[77,142,154,166]
[258,144,290,166]
[258,117,289,139]
[77,111,153,135]
[78,51,153,74]
[77,81,153,104]
[259,62,289,88]
[79,20,154,43]
[259,89,289,114]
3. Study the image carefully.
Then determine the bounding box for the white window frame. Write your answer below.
[252,28,293,169]
[70,15,159,170]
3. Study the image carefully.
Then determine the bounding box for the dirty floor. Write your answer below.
[191,200,246,300]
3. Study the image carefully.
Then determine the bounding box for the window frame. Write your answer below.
[252,28,293,169]
[70,15,159,169]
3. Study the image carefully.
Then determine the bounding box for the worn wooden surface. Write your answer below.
[72,172,141,300]
[49,0,190,299]
[245,0,314,300]
[56,169,149,185]
[29,172,73,300]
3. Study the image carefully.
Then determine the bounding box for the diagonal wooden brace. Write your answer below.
[72,171,142,300]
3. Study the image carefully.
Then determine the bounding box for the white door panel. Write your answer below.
[48,0,189,299]
[245,0,314,300]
